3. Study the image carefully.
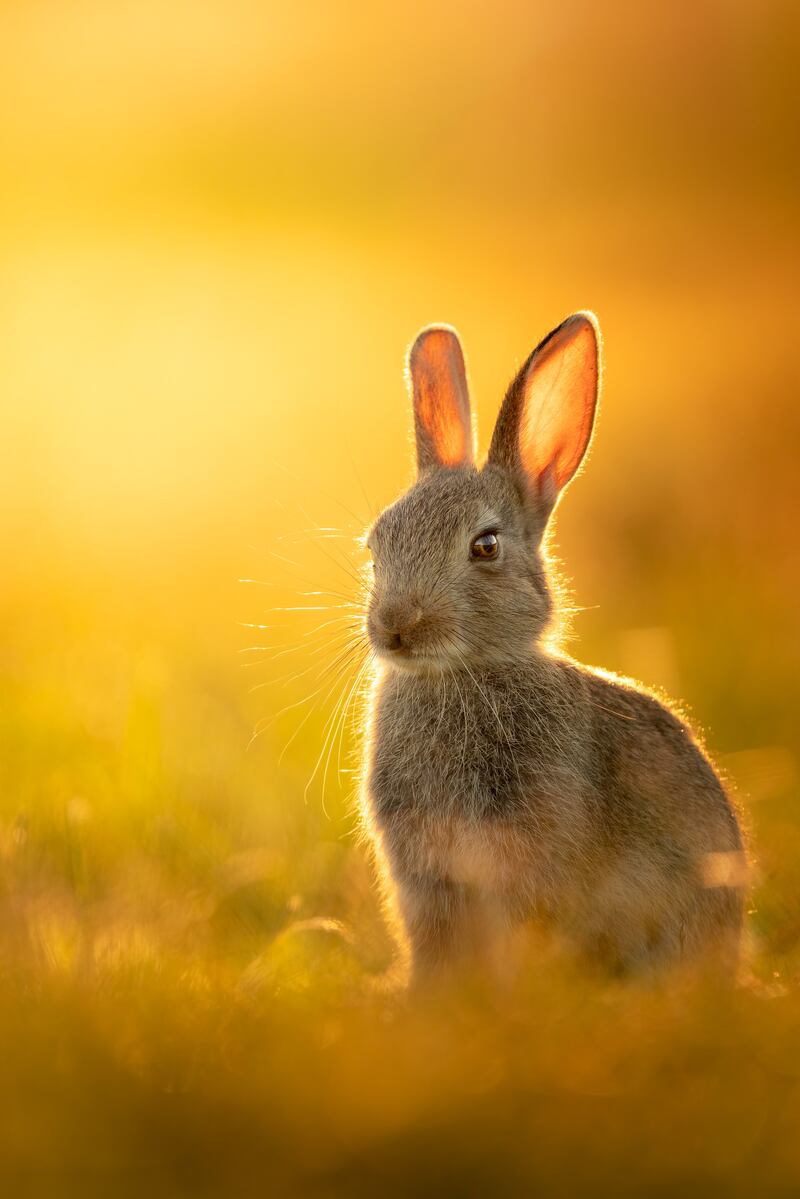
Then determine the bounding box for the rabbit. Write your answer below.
[360,312,746,986]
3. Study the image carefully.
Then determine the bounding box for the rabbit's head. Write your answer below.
[365,314,601,672]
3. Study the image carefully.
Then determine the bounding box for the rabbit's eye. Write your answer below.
[470,532,499,560]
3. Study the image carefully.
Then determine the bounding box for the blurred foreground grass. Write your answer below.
[2,574,800,1197]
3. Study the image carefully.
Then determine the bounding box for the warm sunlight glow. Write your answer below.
[0,1,797,1194]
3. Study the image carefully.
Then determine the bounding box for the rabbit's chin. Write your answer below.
[370,636,468,676]
[373,636,514,676]
[373,648,453,676]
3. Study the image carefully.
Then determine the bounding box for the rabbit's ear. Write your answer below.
[407,325,474,474]
[488,312,600,516]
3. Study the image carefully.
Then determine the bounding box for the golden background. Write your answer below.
[1,1,799,1193]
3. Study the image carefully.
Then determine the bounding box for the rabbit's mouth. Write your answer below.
[371,638,435,671]
[369,630,469,674]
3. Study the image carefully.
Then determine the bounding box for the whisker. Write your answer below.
[238,579,356,603]
[270,460,370,530]
[304,644,370,815]
[258,603,356,613]
[276,647,365,768]
[346,452,378,523]
[250,633,364,695]
[318,657,367,816]
[248,638,364,731]
[338,651,375,775]
[240,611,363,656]
[254,632,365,688]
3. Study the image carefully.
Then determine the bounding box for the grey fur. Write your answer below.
[360,313,746,985]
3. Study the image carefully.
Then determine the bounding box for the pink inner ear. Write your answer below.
[417,381,469,466]
[410,328,472,468]
[519,317,598,490]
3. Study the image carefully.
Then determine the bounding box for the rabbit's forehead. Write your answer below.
[371,470,501,554]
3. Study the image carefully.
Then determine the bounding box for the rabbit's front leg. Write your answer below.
[392,872,488,986]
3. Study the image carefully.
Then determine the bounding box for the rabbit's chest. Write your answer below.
[368,672,567,824]
[370,681,517,815]
[366,673,585,903]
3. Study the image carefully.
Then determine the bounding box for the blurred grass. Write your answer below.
[0,0,799,1194]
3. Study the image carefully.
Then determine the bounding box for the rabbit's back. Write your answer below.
[577,663,745,967]
[582,664,743,858]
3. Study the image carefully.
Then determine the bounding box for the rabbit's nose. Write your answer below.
[374,606,423,652]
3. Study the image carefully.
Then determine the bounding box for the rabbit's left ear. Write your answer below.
[488,312,600,517]
[407,325,474,475]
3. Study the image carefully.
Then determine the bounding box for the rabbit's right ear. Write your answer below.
[488,312,600,520]
[407,325,474,475]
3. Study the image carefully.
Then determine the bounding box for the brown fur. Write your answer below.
[360,314,746,985]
